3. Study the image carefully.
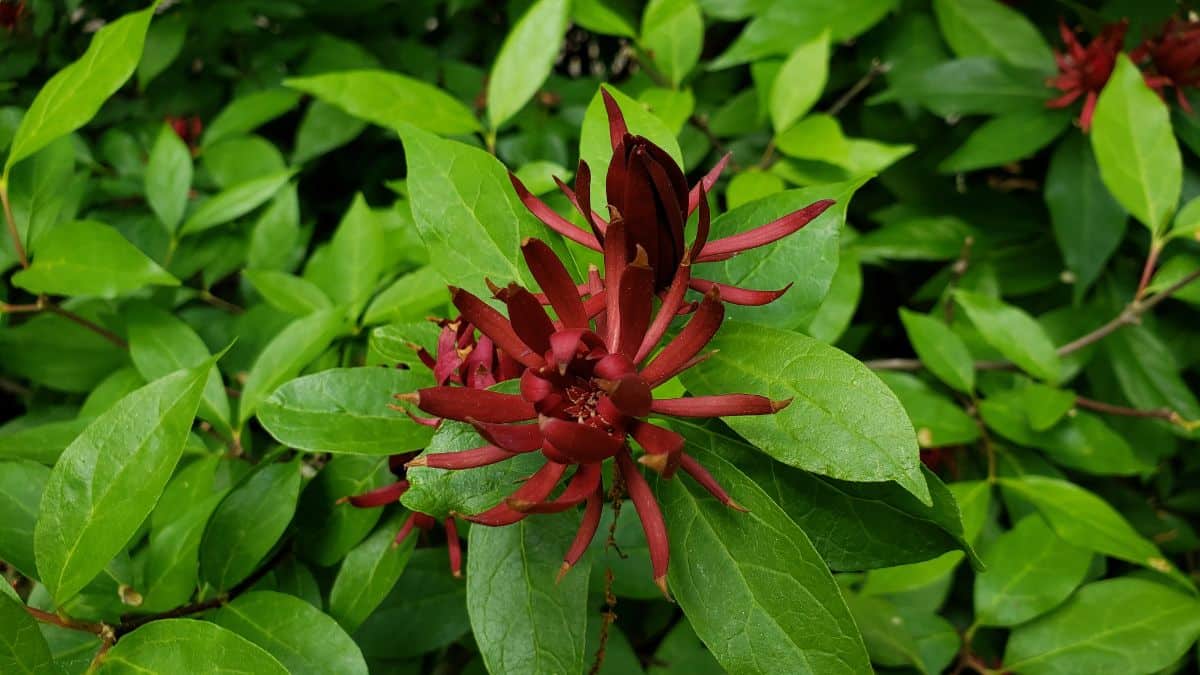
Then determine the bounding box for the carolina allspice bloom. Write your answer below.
[0,1,25,32]
[400,236,790,595]
[1133,18,1200,111]
[509,89,834,306]
[1047,19,1129,131]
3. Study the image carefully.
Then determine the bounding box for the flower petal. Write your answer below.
[696,199,834,262]
[558,483,605,582]
[496,283,555,356]
[630,421,685,477]
[613,247,655,358]
[636,261,692,363]
[510,462,602,513]
[617,451,671,598]
[687,153,731,217]
[403,387,536,423]
[408,445,517,470]
[452,287,544,368]
[688,277,791,306]
[509,171,602,250]
[679,453,748,511]
[344,480,409,508]
[601,87,628,152]
[469,419,544,452]
[651,394,789,418]
[640,289,723,387]
[539,416,626,463]
[444,517,463,578]
[522,238,590,330]
[465,460,568,526]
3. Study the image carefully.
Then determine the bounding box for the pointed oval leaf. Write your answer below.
[96,619,287,674]
[145,123,192,232]
[953,290,1061,382]
[488,0,571,128]
[974,515,1091,626]
[640,0,704,88]
[285,70,480,136]
[938,109,1070,173]
[932,0,1055,72]
[328,512,417,633]
[12,220,179,298]
[0,590,58,675]
[214,591,368,675]
[0,460,49,578]
[1045,133,1127,294]
[769,30,830,132]
[580,85,682,209]
[238,307,348,423]
[180,170,293,236]
[242,270,332,317]
[899,308,975,393]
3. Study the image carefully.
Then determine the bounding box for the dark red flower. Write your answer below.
[0,1,25,33]
[400,237,789,595]
[509,89,834,305]
[1133,18,1200,111]
[166,115,204,153]
[1047,19,1129,132]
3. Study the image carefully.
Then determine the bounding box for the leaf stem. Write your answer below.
[44,302,129,349]
[1134,239,1163,300]
[0,175,28,268]
[826,59,891,118]
[199,289,244,315]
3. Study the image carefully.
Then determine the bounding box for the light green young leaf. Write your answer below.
[899,308,975,393]
[362,266,447,325]
[145,123,192,232]
[640,0,704,88]
[1091,54,1182,236]
[200,460,302,590]
[292,100,366,165]
[237,307,348,423]
[329,513,416,633]
[974,515,1091,626]
[3,3,156,175]
[180,169,293,236]
[34,357,215,604]
[725,170,785,209]
[97,619,287,674]
[769,30,830,132]
[680,321,931,504]
[201,89,302,148]
[933,0,1055,72]
[573,0,637,37]
[243,270,333,316]
[215,591,368,675]
[710,0,895,68]
[12,220,178,298]
[953,290,1061,382]
[325,194,387,306]
[286,70,481,136]
[488,0,570,128]
[880,372,980,449]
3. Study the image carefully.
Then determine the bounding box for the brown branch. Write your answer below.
[199,289,244,315]
[1075,396,1198,430]
[588,472,626,675]
[44,303,128,349]
[1135,241,1162,300]
[826,59,891,117]
[1,301,42,313]
[0,178,28,269]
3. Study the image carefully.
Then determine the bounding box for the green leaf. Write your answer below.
[580,85,682,210]
[145,123,192,232]
[243,270,332,316]
[895,57,1048,118]
[201,89,301,148]
[0,309,126,394]
[34,357,215,603]
[1091,54,1182,235]
[1045,133,1127,294]
[247,185,301,272]
[362,266,447,325]
[768,30,830,132]
[12,220,178,298]
[259,368,433,455]
[974,515,1091,627]
[695,179,863,328]
[710,0,896,68]
[938,109,1071,173]
[467,513,589,674]
[999,475,1185,581]
[851,216,973,263]
[0,460,49,577]
[725,170,785,209]
[488,0,570,128]
[200,460,302,590]
[659,441,872,674]
[953,290,1061,382]
[671,419,978,571]
[294,455,390,566]
[97,619,287,674]
[844,594,929,673]
[285,70,481,136]
[932,0,1055,72]
[237,307,348,423]
[329,513,416,633]
[324,194,387,306]
[0,418,89,465]
[214,591,368,675]
[0,590,58,675]
[680,321,931,504]
[899,308,975,393]
[136,12,186,90]
[126,302,231,435]
[1004,578,1200,675]
[292,100,366,165]
[140,491,223,612]
[640,0,704,88]
[573,0,637,37]
[180,170,293,236]
[202,136,286,190]
[879,372,980,449]
[799,248,862,344]
[1103,323,1200,427]
[3,3,156,175]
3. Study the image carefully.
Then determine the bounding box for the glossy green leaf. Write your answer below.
[1091,54,1182,235]
[259,367,433,455]
[286,70,481,136]
[201,89,301,148]
[899,308,975,393]
[769,30,829,132]
[295,454,392,565]
[1103,323,1200,427]
[939,109,1070,173]
[202,135,286,189]
[467,513,590,675]
[1004,578,1200,675]
[361,266,447,325]
[12,220,178,298]
[329,513,417,633]
[140,492,223,612]
[180,169,293,236]
[3,4,155,175]
[844,594,928,673]
[215,591,367,675]
[659,442,872,674]
[0,590,57,675]
[1045,133,1127,294]
[799,248,862,344]
[573,0,637,37]
[974,515,1091,627]
[136,12,186,90]
[953,290,1061,382]
[852,216,973,263]
[292,100,366,165]
[200,460,302,590]
[324,194,387,306]
[0,308,126,394]
[243,270,332,316]
[97,619,287,674]
[145,123,192,232]
[34,357,214,603]
[895,57,1048,118]
[237,307,348,423]
[0,460,48,579]
[0,418,89,465]
[680,321,931,504]
[488,0,570,128]
[641,0,703,88]
[580,85,683,209]
[247,185,301,272]
[710,0,896,68]
[879,372,980,449]
[725,170,785,210]
[932,0,1054,72]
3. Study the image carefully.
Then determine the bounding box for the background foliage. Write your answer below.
[2,1,1200,674]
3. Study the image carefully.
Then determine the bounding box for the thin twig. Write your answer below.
[689,113,739,171]
[944,236,975,323]
[200,289,244,315]
[589,472,626,675]
[0,376,32,397]
[1134,241,1162,300]
[826,59,891,117]
[1075,396,1198,430]
[1,302,42,312]
[0,177,28,269]
[44,303,128,349]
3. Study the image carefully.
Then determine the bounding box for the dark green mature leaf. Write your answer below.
[238,307,349,423]
[259,367,433,455]
[293,100,366,165]
[180,170,293,236]
[696,179,862,328]
[670,420,978,571]
[361,266,447,325]
[12,220,178,298]
[96,619,287,674]
[0,309,126,394]
[324,194,387,307]
[1045,133,1127,294]
[580,85,682,209]
[294,454,392,565]
[999,476,1185,581]
[215,591,368,675]
[286,70,481,136]
[659,442,872,674]
[329,513,417,633]
[200,460,302,590]
[647,618,723,674]
[932,0,1054,72]
[680,321,931,504]
[895,57,1048,118]
[467,513,589,675]
[879,372,980,448]
[768,31,829,132]
[243,270,332,316]
[938,109,1070,173]
[0,418,89,465]
[34,357,214,604]
[1104,324,1200,428]
[0,460,49,577]
[899,309,974,393]
[140,492,223,612]
[136,12,186,90]
[800,248,862,344]
[844,594,928,673]
[0,590,58,675]
[3,3,155,175]
[145,123,192,232]
[641,0,703,88]
[851,216,974,263]
[974,515,1091,627]
[710,0,895,68]
[488,0,570,128]
[201,89,302,148]
[1004,578,1200,675]
[954,290,1061,382]
[127,302,230,435]
[1091,55,1181,235]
